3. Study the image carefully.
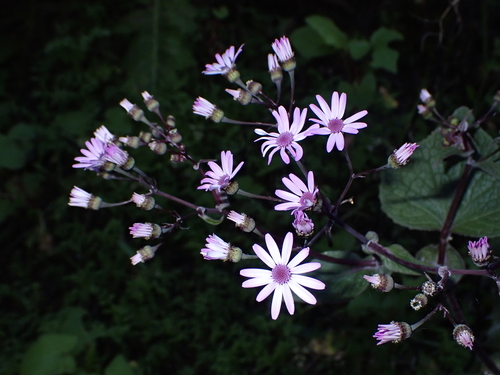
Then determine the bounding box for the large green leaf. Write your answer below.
[380,128,500,237]
[19,334,78,375]
[380,244,425,276]
[305,15,348,49]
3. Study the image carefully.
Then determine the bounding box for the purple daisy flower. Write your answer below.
[255,106,314,165]
[203,45,244,76]
[308,92,368,152]
[198,151,244,192]
[240,232,325,320]
[275,171,318,212]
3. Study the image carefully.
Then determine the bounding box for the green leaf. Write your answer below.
[19,334,78,375]
[380,128,500,237]
[347,39,371,60]
[315,251,371,300]
[370,47,399,73]
[470,160,500,181]
[305,15,348,49]
[380,244,425,276]
[369,27,404,48]
[104,355,134,375]
[338,73,376,109]
[290,26,335,59]
[369,28,403,73]
[416,244,464,282]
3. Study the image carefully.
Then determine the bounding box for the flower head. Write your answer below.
[240,232,325,320]
[292,210,314,237]
[373,321,412,345]
[275,171,318,212]
[453,324,474,350]
[68,186,102,210]
[129,222,161,239]
[203,44,244,81]
[131,192,156,210]
[201,234,242,262]
[228,211,256,233]
[73,137,107,170]
[94,125,114,143]
[255,106,313,164]
[363,274,394,292]
[104,143,129,167]
[271,36,295,71]
[267,53,282,83]
[198,151,244,193]
[468,236,491,267]
[388,143,419,168]
[308,92,368,152]
[192,97,224,123]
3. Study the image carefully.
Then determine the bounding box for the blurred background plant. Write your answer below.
[2,0,500,374]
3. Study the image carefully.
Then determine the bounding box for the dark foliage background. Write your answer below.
[2,0,500,374]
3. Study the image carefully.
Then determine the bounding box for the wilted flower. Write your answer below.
[68,186,102,210]
[292,210,314,237]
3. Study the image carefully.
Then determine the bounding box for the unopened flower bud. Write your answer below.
[268,54,283,83]
[417,104,433,119]
[170,153,186,163]
[68,186,102,210]
[139,131,152,143]
[141,91,160,112]
[468,236,492,267]
[421,280,439,296]
[129,222,162,239]
[168,128,182,143]
[149,141,167,155]
[166,115,176,128]
[228,211,256,233]
[246,80,262,95]
[131,193,156,210]
[151,124,163,138]
[118,136,141,149]
[373,321,412,345]
[225,88,252,105]
[120,98,146,122]
[453,324,474,350]
[388,143,419,169]
[410,293,428,311]
[363,274,394,292]
[130,244,158,265]
[419,89,435,108]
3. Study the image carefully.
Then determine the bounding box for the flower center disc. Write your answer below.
[272,264,292,284]
[276,132,294,147]
[328,118,344,133]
